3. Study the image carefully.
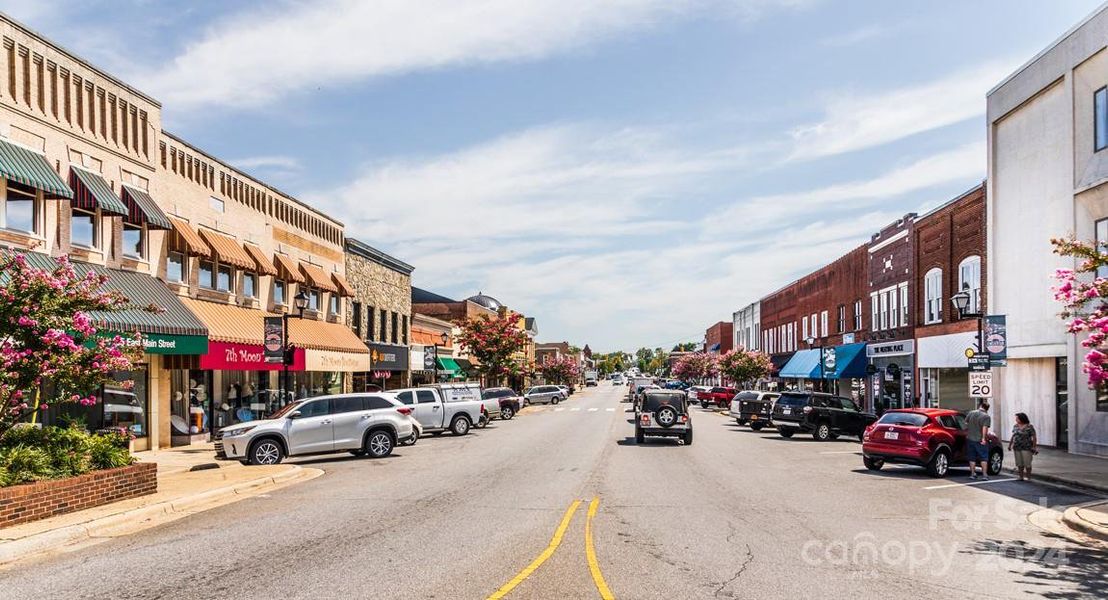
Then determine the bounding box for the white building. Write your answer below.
[987,4,1108,456]
[732,301,761,352]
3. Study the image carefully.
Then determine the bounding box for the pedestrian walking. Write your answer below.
[1008,412,1038,481]
[966,399,992,480]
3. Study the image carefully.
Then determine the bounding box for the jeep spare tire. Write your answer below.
[655,405,678,428]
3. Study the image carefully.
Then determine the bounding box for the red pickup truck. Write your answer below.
[697,386,738,409]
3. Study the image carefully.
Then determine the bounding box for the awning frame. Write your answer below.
[121,184,171,230]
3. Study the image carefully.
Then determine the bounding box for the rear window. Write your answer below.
[483,389,512,399]
[642,393,685,412]
[735,392,760,401]
[775,393,810,407]
[877,412,929,427]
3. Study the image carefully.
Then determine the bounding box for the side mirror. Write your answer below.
[287,411,302,419]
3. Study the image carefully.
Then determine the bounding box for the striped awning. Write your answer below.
[0,138,72,199]
[243,243,278,276]
[121,184,171,230]
[300,262,338,293]
[332,272,355,297]
[198,228,254,270]
[69,167,128,216]
[167,216,211,258]
[273,254,305,284]
[70,261,207,337]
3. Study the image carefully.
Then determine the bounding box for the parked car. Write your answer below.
[627,376,654,400]
[393,385,486,436]
[728,390,780,430]
[635,390,693,445]
[482,387,523,420]
[861,408,1004,478]
[612,375,625,385]
[525,385,564,405]
[215,393,414,465]
[696,386,739,409]
[557,384,573,397]
[685,386,712,404]
[771,391,877,441]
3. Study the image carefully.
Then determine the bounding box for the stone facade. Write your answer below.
[345,238,413,345]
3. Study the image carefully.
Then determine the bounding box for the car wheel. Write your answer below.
[987,449,1003,476]
[365,430,394,458]
[736,418,747,426]
[927,449,951,478]
[501,406,515,420]
[813,422,832,441]
[399,431,418,446]
[700,401,709,409]
[451,416,471,436]
[552,397,559,405]
[778,427,795,438]
[750,422,765,431]
[863,456,884,471]
[655,406,678,428]
[476,415,488,429]
[635,426,645,444]
[248,438,283,465]
[683,429,693,446]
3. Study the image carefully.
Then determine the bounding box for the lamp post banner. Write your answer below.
[984,315,1007,366]
[264,316,284,364]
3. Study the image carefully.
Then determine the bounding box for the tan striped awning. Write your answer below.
[300,262,338,293]
[243,243,278,276]
[182,297,367,353]
[273,254,305,284]
[167,216,211,258]
[198,229,254,270]
[332,273,355,297]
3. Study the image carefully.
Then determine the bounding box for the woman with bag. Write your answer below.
[1008,412,1038,481]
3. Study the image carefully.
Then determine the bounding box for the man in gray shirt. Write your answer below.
[965,400,992,480]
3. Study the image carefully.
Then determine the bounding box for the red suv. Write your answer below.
[696,386,738,409]
[861,408,1004,478]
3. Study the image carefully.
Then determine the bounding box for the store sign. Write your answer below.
[201,341,304,371]
[821,347,837,378]
[969,371,993,398]
[842,333,855,344]
[368,342,410,371]
[263,317,284,364]
[423,345,437,370]
[94,331,208,355]
[306,349,371,372]
[866,340,915,358]
[985,315,1007,366]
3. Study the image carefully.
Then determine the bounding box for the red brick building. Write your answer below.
[705,321,734,354]
[865,214,918,410]
[913,184,986,413]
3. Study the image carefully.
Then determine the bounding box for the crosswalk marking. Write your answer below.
[588,408,599,412]
[554,407,565,412]
[605,408,615,412]
[571,407,582,412]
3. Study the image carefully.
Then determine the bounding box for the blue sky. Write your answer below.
[4,0,1103,351]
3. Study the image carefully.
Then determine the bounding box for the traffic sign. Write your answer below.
[968,353,991,372]
[969,371,993,398]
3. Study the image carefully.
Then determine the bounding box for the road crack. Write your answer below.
[714,543,753,598]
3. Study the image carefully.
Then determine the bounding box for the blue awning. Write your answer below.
[826,343,868,379]
[779,349,821,379]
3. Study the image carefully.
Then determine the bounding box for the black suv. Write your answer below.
[771,391,876,441]
[635,391,693,445]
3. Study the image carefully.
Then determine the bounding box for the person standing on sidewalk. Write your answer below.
[1008,412,1038,481]
[966,400,992,480]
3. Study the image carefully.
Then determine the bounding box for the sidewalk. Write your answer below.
[0,444,322,567]
[1004,446,1108,495]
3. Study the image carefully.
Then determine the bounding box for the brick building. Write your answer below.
[914,184,985,413]
[705,321,733,354]
[345,237,414,391]
[865,214,918,410]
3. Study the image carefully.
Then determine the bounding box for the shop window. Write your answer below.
[2,182,38,234]
[122,223,144,259]
[199,260,215,289]
[243,272,257,298]
[166,252,186,283]
[924,268,943,324]
[958,256,981,314]
[71,207,97,248]
[216,264,232,292]
[53,368,149,438]
[1096,86,1108,152]
[273,279,286,305]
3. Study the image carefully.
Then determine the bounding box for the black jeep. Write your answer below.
[635,390,693,445]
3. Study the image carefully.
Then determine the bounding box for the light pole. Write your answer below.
[805,335,822,392]
[433,331,449,382]
[283,290,309,403]
[950,283,984,352]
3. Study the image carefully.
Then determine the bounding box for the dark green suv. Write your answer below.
[635,391,693,445]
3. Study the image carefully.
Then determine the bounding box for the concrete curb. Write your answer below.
[1061,503,1108,542]
[0,465,322,567]
[1001,466,1108,497]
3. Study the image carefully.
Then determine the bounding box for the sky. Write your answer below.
[3,0,1103,352]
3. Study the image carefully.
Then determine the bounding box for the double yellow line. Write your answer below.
[487,497,614,600]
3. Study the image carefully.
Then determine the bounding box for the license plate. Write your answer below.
[750,415,758,420]
[782,408,791,415]
[884,431,899,440]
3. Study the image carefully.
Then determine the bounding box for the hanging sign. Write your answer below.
[264,317,284,364]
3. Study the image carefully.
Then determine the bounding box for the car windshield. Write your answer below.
[877,412,929,427]
[775,393,810,407]
[642,393,685,412]
[270,401,305,419]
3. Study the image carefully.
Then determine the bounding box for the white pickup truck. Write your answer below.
[392,384,487,436]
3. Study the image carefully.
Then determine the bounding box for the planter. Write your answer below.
[0,462,157,529]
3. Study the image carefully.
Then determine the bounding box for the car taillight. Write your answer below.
[396,407,412,415]
[802,406,812,413]
[680,415,688,423]
[640,414,650,424]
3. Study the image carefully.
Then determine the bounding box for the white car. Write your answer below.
[686,386,712,403]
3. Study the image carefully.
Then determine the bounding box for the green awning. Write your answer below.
[0,138,72,199]
[121,184,172,230]
[70,166,128,216]
[70,261,208,339]
[436,357,463,375]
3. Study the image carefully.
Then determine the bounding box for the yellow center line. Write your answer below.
[487,500,582,600]
[585,497,615,600]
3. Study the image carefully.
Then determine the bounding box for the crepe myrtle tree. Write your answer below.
[0,253,145,438]
[671,352,719,383]
[456,311,530,386]
[717,349,773,388]
[538,354,581,385]
[1051,237,1108,390]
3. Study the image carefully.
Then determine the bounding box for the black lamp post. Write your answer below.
[433,332,449,382]
[805,335,823,392]
[950,283,984,352]
[282,290,310,403]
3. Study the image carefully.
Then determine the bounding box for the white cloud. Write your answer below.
[137,0,813,109]
[788,61,1015,160]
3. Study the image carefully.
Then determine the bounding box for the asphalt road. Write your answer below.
[3,384,1106,599]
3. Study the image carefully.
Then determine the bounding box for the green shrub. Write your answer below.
[0,426,133,486]
[86,433,133,470]
[0,445,53,484]
[0,425,47,449]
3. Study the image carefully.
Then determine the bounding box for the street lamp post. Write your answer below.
[283,290,310,403]
[433,331,449,383]
[950,283,984,352]
[805,335,822,392]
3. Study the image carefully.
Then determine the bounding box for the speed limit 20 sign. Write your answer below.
[969,371,993,398]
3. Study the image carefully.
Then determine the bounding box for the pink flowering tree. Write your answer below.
[718,349,773,388]
[671,352,719,383]
[456,311,530,386]
[538,354,581,385]
[0,253,143,438]
[1052,237,1108,389]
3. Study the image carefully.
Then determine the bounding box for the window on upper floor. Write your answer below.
[2,182,39,234]
[199,260,215,289]
[166,251,185,284]
[71,207,97,249]
[854,300,862,331]
[329,294,340,316]
[837,305,845,333]
[122,223,145,259]
[216,264,232,292]
[801,315,808,340]
[1097,219,1108,279]
[1096,87,1108,152]
[273,279,286,306]
[900,283,909,327]
[820,310,828,337]
[308,288,320,311]
[243,272,257,298]
[958,256,982,314]
[870,294,879,332]
[924,268,943,324]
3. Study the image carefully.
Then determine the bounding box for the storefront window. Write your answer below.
[102,370,148,437]
[171,370,211,445]
[211,370,280,429]
[291,371,343,399]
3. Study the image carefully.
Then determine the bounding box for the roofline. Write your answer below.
[987,1,1108,97]
[345,237,415,275]
[412,312,456,329]
[161,130,343,228]
[0,12,162,107]
[914,180,986,223]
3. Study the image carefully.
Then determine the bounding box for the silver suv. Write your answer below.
[524,385,564,405]
[215,393,414,465]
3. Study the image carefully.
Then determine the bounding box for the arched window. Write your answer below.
[958,256,982,313]
[924,268,943,324]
